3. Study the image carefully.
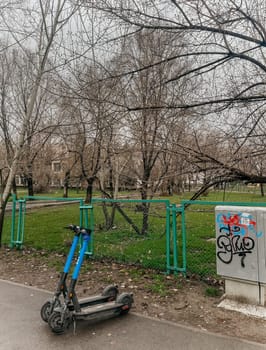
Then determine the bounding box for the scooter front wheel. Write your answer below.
[40,299,61,322]
[48,311,71,334]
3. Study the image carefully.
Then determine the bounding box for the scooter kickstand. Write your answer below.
[73,316,77,335]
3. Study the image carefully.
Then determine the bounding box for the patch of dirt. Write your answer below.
[1,247,266,344]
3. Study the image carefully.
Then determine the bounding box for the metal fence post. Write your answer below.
[17,199,26,248]
[181,202,187,274]
[10,198,26,249]
[10,194,17,248]
[171,204,178,274]
[79,204,94,256]
[79,199,84,227]
[166,204,171,274]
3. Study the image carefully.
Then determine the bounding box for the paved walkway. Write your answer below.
[0,279,265,350]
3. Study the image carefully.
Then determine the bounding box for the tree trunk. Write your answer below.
[27,167,34,197]
[260,183,264,197]
[101,201,116,230]
[85,177,95,203]
[140,181,150,235]
[63,171,70,198]
[141,202,150,235]
[101,193,117,230]
[0,195,9,247]
[12,178,17,199]
[188,178,191,192]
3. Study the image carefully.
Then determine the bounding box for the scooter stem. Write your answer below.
[64,235,80,274]
[72,233,91,280]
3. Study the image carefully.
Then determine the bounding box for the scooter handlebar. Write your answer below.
[64,225,91,235]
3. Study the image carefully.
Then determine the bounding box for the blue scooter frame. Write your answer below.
[41,225,119,323]
[41,225,133,334]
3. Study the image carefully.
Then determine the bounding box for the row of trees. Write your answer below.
[90,0,266,192]
[1,1,266,242]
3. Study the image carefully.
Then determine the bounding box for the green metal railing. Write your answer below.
[13,197,265,276]
[10,196,186,273]
[91,198,186,274]
[181,200,266,208]
[10,196,92,251]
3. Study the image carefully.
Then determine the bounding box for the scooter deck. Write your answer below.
[68,294,113,311]
[73,301,124,320]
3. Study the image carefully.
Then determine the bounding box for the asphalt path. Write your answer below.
[5,199,80,212]
[0,280,265,350]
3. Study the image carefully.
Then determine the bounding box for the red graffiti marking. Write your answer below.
[222,214,256,237]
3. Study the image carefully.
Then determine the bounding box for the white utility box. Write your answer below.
[215,206,266,305]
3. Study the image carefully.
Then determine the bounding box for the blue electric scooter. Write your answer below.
[40,225,133,334]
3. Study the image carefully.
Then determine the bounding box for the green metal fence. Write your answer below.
[9,196,186,274]
[91,198,186,273]
[11,195,266,277]
[10,195,94,253]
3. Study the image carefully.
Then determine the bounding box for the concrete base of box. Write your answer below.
[218,299,266,319]
[262,283,266,306]
[224,278,265,305]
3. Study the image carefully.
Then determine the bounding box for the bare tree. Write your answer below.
[0,0,79,244]
[111,29,192,233]
[74,67,121,203]
[7,49,62,196]
[86,1,266,196]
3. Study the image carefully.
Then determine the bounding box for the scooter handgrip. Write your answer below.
[64,224,78,231]
[80,228,92,235]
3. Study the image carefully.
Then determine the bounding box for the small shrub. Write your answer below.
[205,287,221,297]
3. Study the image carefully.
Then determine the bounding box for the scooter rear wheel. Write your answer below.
[116,292,133,315]
[102,285,119,301]
[48,312,70,334]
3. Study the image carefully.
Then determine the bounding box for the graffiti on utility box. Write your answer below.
[216,212,263,268]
